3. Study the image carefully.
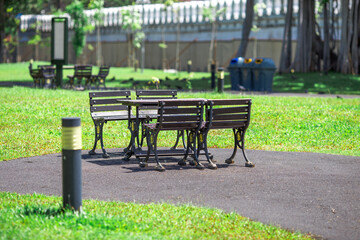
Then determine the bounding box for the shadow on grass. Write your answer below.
[273,72,360,95]
[21,205,63,217]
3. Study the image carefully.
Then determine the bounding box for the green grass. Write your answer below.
[273,72,360,95]
[0,87,359,161]
[1,62,360,94]
[0,192,312,239]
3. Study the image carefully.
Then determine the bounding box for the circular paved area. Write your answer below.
[0,148,359,240]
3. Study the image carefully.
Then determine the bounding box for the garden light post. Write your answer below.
[217,67,224,93]
[51,17,68,87]
[62,117,82,211]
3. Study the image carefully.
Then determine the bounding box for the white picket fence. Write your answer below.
[20,0,302,32]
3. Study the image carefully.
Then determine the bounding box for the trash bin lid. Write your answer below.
[229,57,244,66]
[254,58,276,69]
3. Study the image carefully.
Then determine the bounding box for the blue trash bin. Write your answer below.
[241,58,254,91]
[252,58,276,92]
[227,57,244,91]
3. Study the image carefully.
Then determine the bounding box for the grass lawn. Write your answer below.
[1,67,359,239]
[0,192,312,239]
[1,87,359,161]
[1,62,360,94]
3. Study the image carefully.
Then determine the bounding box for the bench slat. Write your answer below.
[89,91,131,98]
[210,99,251,105]
[210,121,247,128]
[136,90,177,96]
[212,113,248,121]
[90,98,130,105]
[161,115,200,122]
[163,108,199,114]
[91,105,128,112]
[212,106,249,114]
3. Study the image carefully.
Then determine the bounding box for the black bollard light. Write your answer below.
[187,59,192,73]
[62,117,82,211]
[211,63,216,90]
[217,67,224,93]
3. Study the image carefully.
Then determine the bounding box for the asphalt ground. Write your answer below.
[0,148,359,240]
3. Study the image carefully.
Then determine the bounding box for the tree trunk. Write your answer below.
[323,2,330,74]
[337,0,351,73]
[350,0,359,74]
[0,0,4,63]
[236,0,254,57]
[279,0,293,73]
[96,26,102,66]
[293,0,315,72]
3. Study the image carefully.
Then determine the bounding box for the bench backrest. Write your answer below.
[38,65,55,78]
[206,99,252,129]
[136,90,177,119]
[156,99,204,131]
[98,66,110,78]
[29,68,41,78]
[89,91,131,119]
[75,65,92,77]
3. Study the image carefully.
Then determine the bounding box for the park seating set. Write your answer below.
[66,65,110,89]
[89,90,254,171]
[29,64,56,88]
[29,64,110,89]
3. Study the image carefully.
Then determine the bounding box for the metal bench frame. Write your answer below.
[142,99,205,171]
[199,99,254,168]
[67,65,92,88]
[90,65,110,89]
[135,90,185,150]
[89,90,134,158]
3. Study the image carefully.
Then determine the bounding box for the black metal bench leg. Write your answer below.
[225,129,239,164]
[199,132,217,169]
[98,122,110,158]
[88,121,109,158]
[183,131,204,170]
[89,122,100,155]
[171,130,186,150]
[178,130,190,166]
[124,120,137,160]
[237,129,255,168]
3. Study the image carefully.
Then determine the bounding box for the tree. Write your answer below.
[279,0,293,73]
[66,0,91,63]
[236,0,254,57]
[158,0,174,70]
[337,0,360,74]
[88,0,104,66]
[202,3,226,71]
[121,6,145,69]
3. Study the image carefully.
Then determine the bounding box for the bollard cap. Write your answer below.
[62,117,81,127]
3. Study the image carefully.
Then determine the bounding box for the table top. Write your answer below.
[118,98,207,107]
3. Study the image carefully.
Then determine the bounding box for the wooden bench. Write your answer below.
[90,65,110,89]
[38,65,56,88]
[67,65,92,88]
[29,65,42,87]
[200,99,254,168]
[29,64,55,88]
[88,90,133,158]
[142,99,205,171]
[135,90,185,149]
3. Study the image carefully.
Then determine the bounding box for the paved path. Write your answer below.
[1,149,359,240]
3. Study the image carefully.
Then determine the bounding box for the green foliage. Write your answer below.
[0,192,312,239]
[65,0,90,58]
[88,0,104,24]
[202,4,226,23]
